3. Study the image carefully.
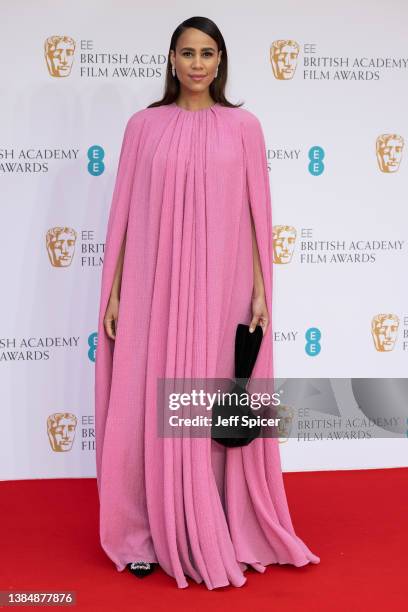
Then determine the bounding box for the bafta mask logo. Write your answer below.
[276,404,294,443]
[46,227,77,267]
[376,134,404,173]
[47,413,77,452]
[44,36,76,77]
[273,225,297,264]
[371,314,399,352]
[270,40,300,80]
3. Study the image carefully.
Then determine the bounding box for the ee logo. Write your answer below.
[88,332,98,362]
[305,327,321,356]
[308,146,324,176]
[88,145,105,176]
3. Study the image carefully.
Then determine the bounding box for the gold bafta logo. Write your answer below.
[273,225,296,264]
[371,314,399,352]
[47,413,77,452]
[270,40,300,80]
[376,134,404,173]
[44,36,76,77]
[276,404,294,443]
[46,227,77,267]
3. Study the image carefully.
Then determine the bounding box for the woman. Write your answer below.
[95,15,320,590]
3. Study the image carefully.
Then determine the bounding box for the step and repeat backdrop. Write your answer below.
[1,0,407,480]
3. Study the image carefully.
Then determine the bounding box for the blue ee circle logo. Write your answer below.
[88,332,98,362]
[305,327,321,356]
[308,146,324,176]
[88,146,105,176]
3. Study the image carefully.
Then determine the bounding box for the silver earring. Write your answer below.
[172,65,176,77]
[215,65,219,78]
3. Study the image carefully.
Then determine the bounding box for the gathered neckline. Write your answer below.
[171,101,218,113]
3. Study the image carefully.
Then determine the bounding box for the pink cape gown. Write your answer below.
[94,101,320,590]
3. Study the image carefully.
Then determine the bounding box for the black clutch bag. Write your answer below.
[211,323,264,447]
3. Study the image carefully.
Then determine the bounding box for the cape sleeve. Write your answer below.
[241,111,274,381]
[94,111,144,489]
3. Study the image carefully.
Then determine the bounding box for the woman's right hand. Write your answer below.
[104,295,120,340]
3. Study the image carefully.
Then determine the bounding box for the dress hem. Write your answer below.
[114,552,320,590]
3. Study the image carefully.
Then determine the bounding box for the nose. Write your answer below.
[191,55,204,69]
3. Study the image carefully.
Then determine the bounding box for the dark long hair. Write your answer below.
[147,16,243,109]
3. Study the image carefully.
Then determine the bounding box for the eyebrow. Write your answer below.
[179,46,216,52]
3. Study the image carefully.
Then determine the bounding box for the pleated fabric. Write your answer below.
[94,102,320,589]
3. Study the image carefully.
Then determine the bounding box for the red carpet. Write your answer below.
[1,467,406,611]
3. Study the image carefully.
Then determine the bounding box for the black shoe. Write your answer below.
[126,561,157,578]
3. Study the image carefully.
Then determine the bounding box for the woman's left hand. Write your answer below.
[249,292,270,335]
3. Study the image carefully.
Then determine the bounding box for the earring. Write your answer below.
[172,65,176,77]
[215,65,219,78]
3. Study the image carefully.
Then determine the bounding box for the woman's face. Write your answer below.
[170,27,221,95]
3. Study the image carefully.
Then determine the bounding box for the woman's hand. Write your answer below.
[249,291,269,335]
[104,295,120,340]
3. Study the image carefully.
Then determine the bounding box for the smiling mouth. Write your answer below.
[189,75,206,79]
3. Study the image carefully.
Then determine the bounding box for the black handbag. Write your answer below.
[211,323,264,447]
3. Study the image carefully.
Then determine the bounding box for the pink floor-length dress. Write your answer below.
[94,101,320,589]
